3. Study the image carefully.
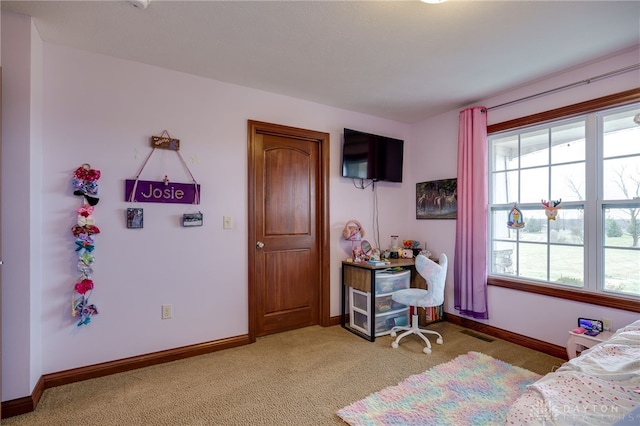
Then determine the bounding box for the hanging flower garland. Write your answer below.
[71,164,101,326]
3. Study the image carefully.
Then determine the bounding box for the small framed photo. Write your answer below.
[126,208,144,229]
[183,212,203,227]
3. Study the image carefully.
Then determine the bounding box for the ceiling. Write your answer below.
[2,0,639,123]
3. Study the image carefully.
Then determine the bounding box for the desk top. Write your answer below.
[342,258,416,270]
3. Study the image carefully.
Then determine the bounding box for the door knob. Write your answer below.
[256,241,265,249]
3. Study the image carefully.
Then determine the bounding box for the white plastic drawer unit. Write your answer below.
[351,288,369,312]
[349,288,370,334]
[350,310,369,335]
[341,261,416,341]
[374,294,407,314]
[375,269,411,294]
[375,310,409,335]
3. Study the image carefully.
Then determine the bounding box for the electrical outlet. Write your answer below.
[223,216,232,229]
[601,318,613,331]
[161,304,172,319]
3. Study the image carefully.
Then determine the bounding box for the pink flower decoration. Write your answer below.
[77,204,94,217]
[74,278,94,295]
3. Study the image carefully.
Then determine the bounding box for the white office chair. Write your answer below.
[390,253,447,354]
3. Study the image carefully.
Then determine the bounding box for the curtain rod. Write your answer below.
[487,63,640,111]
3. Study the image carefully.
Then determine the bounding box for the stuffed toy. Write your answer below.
[343,220,364,241]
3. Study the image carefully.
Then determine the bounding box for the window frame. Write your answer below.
[486,88,640,313]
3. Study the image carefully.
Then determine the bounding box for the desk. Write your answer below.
[341,258,442,341]
[567,330,613,359]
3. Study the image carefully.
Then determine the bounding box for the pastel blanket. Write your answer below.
[506,320,640,425]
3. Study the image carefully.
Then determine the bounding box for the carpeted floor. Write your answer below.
[3,322,564,425]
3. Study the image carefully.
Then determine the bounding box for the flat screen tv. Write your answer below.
[341,128,404,182]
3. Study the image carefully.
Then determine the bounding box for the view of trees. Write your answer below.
[491,106,640,297]
[611,164,640,247]
[564,161,640,247]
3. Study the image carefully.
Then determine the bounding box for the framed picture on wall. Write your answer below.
[182,212,203,227]
[416,178,457,219]
[126,208,144,229]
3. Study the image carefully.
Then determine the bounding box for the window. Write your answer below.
[488,101,640,301]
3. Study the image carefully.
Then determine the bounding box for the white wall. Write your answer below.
[29,14,44,404]
[2,10,639,402]
[1,11,43,402]
[2,11,414,400]
[410,47,640,348]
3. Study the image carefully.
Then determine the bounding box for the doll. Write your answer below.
[343,220,364,241]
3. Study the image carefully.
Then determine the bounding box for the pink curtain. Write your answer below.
[454,106,489,319]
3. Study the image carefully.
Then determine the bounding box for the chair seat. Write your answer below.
[392,288,438,308]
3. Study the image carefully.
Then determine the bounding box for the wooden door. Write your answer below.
[248,121,330,339]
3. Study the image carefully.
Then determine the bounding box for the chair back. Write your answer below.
[415,253,447,306]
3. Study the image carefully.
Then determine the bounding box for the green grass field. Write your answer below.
[495,231,640,297]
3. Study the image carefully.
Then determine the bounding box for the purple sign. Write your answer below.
[125,180,201,204]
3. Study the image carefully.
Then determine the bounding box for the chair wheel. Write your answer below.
[436,338,443,345]
[390,331,397,337]
[391,342,399,349]
[423,347,432,354]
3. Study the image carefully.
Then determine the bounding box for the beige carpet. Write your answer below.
[4,322,563,425]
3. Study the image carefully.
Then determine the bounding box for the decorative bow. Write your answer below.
[72,295,98,326]
[75,241,95,253]
[76,233,95,245]
[76,261,93,277]
[77,204,94,217]
[77,216,95,227]
[79,252,95,265]
[72,224,101,237]
[74,165,101,182]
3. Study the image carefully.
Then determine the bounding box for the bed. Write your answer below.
[506,319,640,425]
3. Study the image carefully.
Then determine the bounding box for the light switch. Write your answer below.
[223,216,232,229]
